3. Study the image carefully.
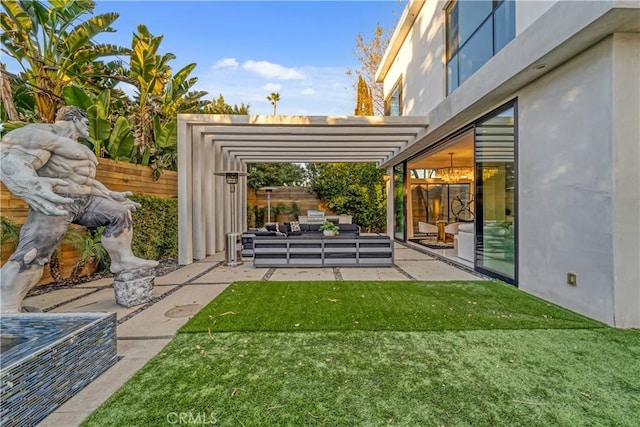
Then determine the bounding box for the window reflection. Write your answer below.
[446,0,516,94]
[459,19,493,83]
[386,78,402,116]
[475,106,516,280]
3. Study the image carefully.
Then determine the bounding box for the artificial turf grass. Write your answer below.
[179,280,603,333]
[82,328,640,427]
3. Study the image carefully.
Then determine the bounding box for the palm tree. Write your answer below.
[266,92,281,115]
[1,0,129,122]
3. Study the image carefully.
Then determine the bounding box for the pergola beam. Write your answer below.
[177,114,429,265]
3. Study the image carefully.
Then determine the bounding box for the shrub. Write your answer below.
[129,195,178,260]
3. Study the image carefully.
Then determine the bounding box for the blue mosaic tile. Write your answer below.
[0,312,117,427]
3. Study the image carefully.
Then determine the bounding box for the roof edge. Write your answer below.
[375,0,426,83]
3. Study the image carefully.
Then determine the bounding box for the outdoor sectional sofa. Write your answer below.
[242,222,361,256]
[241,222,393,268]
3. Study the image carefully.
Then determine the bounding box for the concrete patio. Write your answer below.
[35,242,482,426]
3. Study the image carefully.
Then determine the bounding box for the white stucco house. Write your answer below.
[177,0,638,328]
[376,0,639,327]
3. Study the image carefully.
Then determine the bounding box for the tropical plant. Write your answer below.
[202,94,250,114]
[127,24,205,172]
[127,24,173,165]
[248,205,267,228]
[68,227,109,278]
[266,92,280,115]
[319,220,339,235]
[0,216,21,252]
[0,63,19,121]
[1,71,37,124]
[288,201,301,220]
[46,226,85,283]
[63,85,135,160]
[1,0,129,122]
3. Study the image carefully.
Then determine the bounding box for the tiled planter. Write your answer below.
[0,312,117,427]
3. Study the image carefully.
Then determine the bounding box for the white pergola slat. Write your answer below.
[178,114,429,264]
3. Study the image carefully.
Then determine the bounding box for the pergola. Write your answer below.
[177,114,429,265]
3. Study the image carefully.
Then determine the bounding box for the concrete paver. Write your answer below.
[73,277,115,288]
[116,283,229,338]
[268,267,337,281]
[154,261,219,285]
[394,247,435,261]
[340,267,410,281]
[395,259,480,281]
[23,288,98,311]
[193,263,269,283]
[50,285,178,320]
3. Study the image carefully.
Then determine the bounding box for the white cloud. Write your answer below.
[211,58,239,70]
[263,83,282,91]
[242,60,306,80]
[194,63,358,115]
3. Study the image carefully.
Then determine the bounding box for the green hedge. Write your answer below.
[129,195,178,260]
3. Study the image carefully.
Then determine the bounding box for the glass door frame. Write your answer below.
[393,162,407,242]
[473,100,518,284]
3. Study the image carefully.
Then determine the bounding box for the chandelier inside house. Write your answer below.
[437,153,474,183]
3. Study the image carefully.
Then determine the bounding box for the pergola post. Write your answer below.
[204,138,216,255]
[177,118,192,265]
[214,140,225,252]
[191,128,205,260]
[386,165,394,237]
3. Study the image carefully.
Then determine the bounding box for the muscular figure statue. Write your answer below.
[0,106,158,312]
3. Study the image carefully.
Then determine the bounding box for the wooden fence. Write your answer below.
[247,186,332,224]
[1,159,177,285]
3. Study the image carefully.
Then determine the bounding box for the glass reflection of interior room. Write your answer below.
[404,104,515,282]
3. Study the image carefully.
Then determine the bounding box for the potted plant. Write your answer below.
[319,220,339,237]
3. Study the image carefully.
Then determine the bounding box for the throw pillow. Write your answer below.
[290,221,301,232]
[265,223,280,233]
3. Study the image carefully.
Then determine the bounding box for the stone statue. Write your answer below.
[0,106,158,312]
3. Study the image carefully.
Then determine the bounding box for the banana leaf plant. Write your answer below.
[62,85,134,161]
[1,0,129,123]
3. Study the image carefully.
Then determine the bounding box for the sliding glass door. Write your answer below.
[393,163,405,241]
[474,103,516,281]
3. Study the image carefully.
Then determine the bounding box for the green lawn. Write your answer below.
[181,280,602,332]
[83,281,640,426]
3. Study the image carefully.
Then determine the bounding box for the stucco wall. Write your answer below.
[517,37,615,324]
[611,33,640,327]
[516,0,557,35]
[383,0,446,116]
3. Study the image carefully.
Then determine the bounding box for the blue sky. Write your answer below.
[5,1,405,116]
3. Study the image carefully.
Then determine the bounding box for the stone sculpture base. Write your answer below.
[113,268,155,308]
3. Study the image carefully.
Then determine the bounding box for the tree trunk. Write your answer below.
[0,64,19,121]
